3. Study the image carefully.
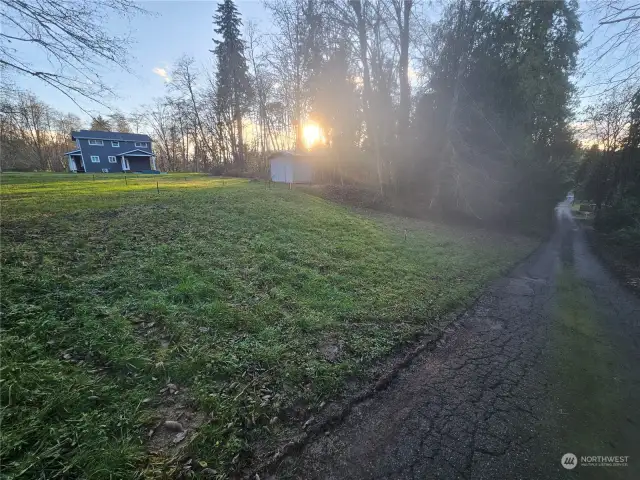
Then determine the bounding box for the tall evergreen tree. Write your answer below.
[90,115,111,131]
[626,90,640,150]
[415,0,580,224]
[108,112,131,132]
[213,0,252,167]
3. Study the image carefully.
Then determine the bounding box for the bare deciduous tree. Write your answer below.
[582,0,640,92]
[0,0,147,105]
[0,91,79,171]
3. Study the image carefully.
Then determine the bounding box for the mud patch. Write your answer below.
[318,338,344,363]
[147,401,207,456]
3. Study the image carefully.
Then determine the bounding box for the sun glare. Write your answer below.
[302,123,321,149]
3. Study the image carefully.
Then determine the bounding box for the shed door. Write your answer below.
[271,159,285,182]
[271,158,293,183]
[285,162,294,183]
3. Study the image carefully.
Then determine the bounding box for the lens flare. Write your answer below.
[302,123,321,149]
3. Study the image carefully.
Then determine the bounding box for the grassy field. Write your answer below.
[1,172,537,478]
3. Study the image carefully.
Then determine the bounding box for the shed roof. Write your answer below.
[71,130,152,142]
[268,150,326,161]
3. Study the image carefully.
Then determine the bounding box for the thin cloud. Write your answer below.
[152,67,171,83]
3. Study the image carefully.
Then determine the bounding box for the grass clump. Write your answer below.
[1,173,537,478]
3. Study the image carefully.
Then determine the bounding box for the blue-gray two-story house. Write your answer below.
[64,130,157,173]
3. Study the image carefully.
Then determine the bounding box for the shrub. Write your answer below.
[594,199,640,233]
[607,225,640,260]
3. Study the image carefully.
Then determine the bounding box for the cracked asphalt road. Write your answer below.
[282,204,640,479]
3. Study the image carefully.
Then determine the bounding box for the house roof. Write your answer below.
[120,149,153,156]
[63,149,81,155]
[71,130,152,142]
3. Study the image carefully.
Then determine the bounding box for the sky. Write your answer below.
[5,0,637,124]
[9,1,271,120]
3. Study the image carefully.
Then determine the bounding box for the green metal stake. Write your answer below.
[156,181,159,193]
[92,174,95,181]
[125,176,128,186]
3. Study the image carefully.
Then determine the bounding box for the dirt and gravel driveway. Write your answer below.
[276,203,640,479]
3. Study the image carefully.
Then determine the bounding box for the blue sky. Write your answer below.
[10,1,635,122]
[15,1,271,119]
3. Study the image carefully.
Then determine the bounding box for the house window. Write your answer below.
[91,155,100,163]
[88,139,103,146]
[108,156,117,163]
[135,142,148,148]
[111,141,120,147]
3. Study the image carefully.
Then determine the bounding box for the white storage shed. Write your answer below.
[269,152,315,184]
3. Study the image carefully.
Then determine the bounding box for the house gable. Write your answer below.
[120,148,153,156]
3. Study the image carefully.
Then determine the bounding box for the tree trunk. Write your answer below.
[397,0,412,137]
[235,103,244,168]
[350,0,384,195]
[429,0,472,211]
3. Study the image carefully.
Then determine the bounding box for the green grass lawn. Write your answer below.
[0,172,537,479]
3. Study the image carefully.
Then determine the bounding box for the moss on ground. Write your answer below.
[549,268,638,479]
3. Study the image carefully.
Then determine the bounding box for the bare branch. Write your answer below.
[0,0,149,104]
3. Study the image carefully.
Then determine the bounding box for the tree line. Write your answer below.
[576,88,640,257]
[143,0,583,225]
[0,91,138,172]
[1,91,82,172]
[2,0,637,228]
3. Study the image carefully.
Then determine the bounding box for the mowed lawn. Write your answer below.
[0,173,537,478]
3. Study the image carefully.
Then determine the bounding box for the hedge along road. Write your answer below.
[278,203,640,479]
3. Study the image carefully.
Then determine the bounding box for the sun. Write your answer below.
[302,123,321,149]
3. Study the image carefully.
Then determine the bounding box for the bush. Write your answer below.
[607,225,640,260]
[594,199,640,233]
